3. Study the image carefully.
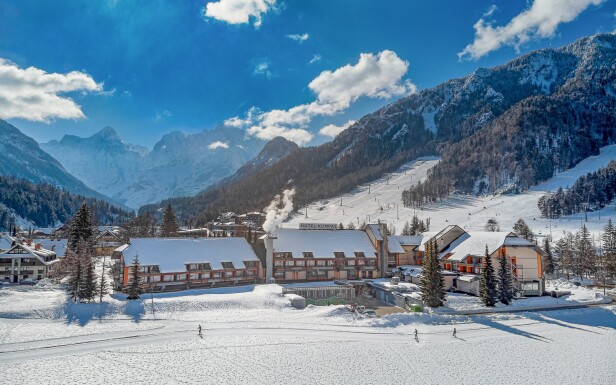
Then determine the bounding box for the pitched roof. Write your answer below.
[120,237,259,272]
[273,229,377,258]
[366,224,384,241]
[387,237,405,254]
[0,243,58,265]
[445,232,536,261]
[38,239,67,257]
[390,235,423,246]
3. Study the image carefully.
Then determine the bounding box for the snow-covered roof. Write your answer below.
[120,237,259,272]
[387,238,405,254]
[416,232,438,251]
[458,274,479,282]
[38,239,67,257]
[366,224,384,241]
[273,229,377,258]
[0,234,14,251]
[0,243,58,265]
[391,235,423,246]
[446,232,529,262]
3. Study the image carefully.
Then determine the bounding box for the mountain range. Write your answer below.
[142,33,616,221]
[41,125,264,208]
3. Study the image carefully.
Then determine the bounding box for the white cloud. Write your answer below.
[309,53,322,64]
[459,0,604,60]
[229,50,415,146]
[155,109,172,122]
[246,125,314,146]
[319,120,356,138]
[253,61,275,78]
[204,0,277,28]
[0,58,102,122]
[286,33,309,42]
[208,140,230,150]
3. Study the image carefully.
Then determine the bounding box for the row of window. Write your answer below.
[185,261,258,271]
[144,270,256,283]
[276,252,370,259]
[3,267,45,273]
[273,259,377,267]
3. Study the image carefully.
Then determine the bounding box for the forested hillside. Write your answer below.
[0,176,135,230]
[142,34,616,222]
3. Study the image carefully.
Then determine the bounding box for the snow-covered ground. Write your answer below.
[1,282,615,384]
[285,145,616,241]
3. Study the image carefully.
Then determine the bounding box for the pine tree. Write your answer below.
[603,220,616,281]
[555,231,574,280]
[542,238,555,275]
[161,204,179,237]
[347,222,356,230]
[79,248,97,302]
[66,247,82,302]
[99,258,109,303]
[419,239,445,307]
[513,218,534,242]
[126,256,143,300]
[576,225,595,278]
[402,221,411,236]
[67,204,94,252]
[337,222,344,230]
[497,249,514,305]
[479,246,497,307]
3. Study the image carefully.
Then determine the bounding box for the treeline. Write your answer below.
[0,175,135,230]
[538,161,616,218]
[552,222,616,281]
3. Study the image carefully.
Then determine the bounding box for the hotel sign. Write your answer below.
[299,223,338,230]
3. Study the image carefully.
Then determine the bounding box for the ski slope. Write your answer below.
[286,145,616,240]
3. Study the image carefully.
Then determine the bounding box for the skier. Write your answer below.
[198,324,202,337]
[414,329,418,340]
[453,327,457,338]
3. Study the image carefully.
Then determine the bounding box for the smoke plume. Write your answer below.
[263,188,296,233]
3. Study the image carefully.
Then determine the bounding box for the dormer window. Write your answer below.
[221,262,234,269]
[303,252,314,258]
[334,252,345,258]
[354,252,365,258]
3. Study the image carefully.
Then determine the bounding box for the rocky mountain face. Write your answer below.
[223,136,298,183]
[0,120,115,203]
[143,33,616,221]
[42,125,264,208]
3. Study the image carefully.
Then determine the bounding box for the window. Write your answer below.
[163,275,174,282]
[326,260,335,266]
[285,260,294,267]
[295,260,305,266]
[244,261,258,268]
[357,259,365,266]
[235,270,244,277]
[522,281,540,291]
[354,252,365,258]
[246,270,255,277]
[334,252,345,258]
[200,263,211,271]
[274,260,284,267]
[316,260,326,266]
[274,271,284,278]
[221,262,234,269]
[346,260,355,266]
[151,275,161,282]
[189,273,199,280]
[201,272,211,279]
[177,274,187,281]
[303,252,314,258]
[306,260,315,266]
[213,272,221,279]
[224,271,233,278]
[307,270,327,278]
[188,264,198,271]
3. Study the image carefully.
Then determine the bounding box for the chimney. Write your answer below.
[265,234,276,283]
[378,222,388,277]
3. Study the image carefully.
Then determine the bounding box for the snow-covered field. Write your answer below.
[285,145,616,241]
[1,282,615,384]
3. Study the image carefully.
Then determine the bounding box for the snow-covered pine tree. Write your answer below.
[337,222,344,230]
[480,245,497,307]
[68,204,94,252]
[402,221,411,236]
[603,219,616,281]
[160,204,179,237]
[66,247,82,302]
[347,222,356,230]
[126,256,143,300]
[555,231,575,280]
[79,245,97,302]
[576,225,595,278]
[497,249,514,305]
[419,239,445,307]
[542,238,555,275]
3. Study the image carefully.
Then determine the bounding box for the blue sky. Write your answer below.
[0,0,613,148]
